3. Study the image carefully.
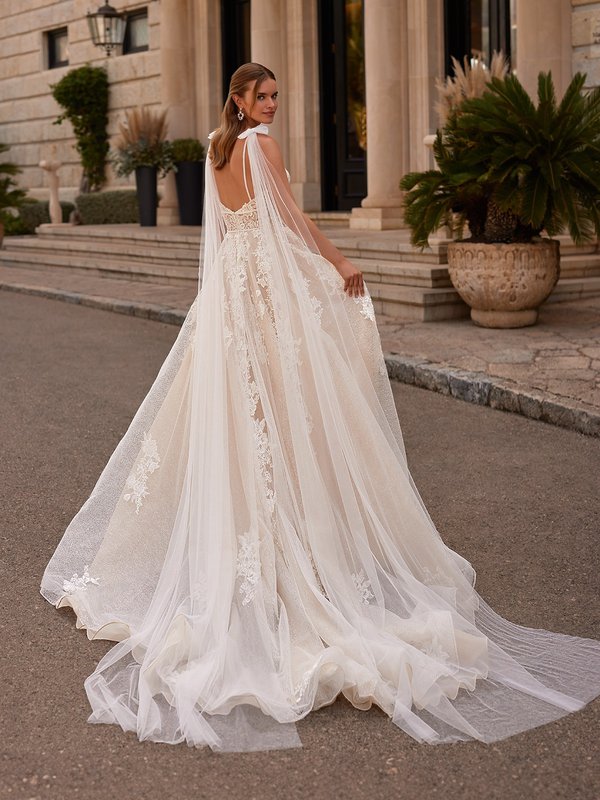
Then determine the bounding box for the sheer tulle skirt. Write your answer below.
[40,214,600,751]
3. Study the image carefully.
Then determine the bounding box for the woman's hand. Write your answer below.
[337,258,364,297]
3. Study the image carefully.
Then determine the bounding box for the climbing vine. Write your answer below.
[51,65,109,192]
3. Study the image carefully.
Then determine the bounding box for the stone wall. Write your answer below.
[0,0,160,200]
[572,0,600,88]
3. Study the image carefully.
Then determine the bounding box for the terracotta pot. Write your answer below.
[446,239,560,328]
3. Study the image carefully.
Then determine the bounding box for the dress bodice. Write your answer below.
[220,198,260,233]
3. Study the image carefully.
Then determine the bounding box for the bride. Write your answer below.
[40,62,600,752]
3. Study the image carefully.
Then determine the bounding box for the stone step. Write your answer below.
[554,234,599,256]
[35,223,202,247]
[369,283,469,322]
[0,248,198,286]
[559,253,600,278]
[547,275,600,303]
[354,258,452,288]
[1,234,200,269]
[332,234,449,264]
[310,211,351,228]
[2,225,599,322]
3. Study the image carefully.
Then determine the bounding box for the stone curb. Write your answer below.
[0,280,188,326]
[385,354,600,438]
[3,279,599,438]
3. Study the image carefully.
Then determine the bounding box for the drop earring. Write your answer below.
[237,107,244,121]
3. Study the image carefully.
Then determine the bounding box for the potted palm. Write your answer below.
[401,70,600,328]
[110,107,175,227]
[172,138,205,225]
[0,143,27,247]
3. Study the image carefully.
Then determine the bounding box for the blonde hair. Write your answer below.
[209,63,276,170]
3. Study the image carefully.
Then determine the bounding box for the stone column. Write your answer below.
[516,0,572,100]
[285,0,320,210]
[192,0,222,144]
[407,0,445,172]
[350,0,409,230]
[157,0,195,226]
[251,0,289,167]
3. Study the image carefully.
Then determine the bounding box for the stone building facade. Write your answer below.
[0,0,598,228]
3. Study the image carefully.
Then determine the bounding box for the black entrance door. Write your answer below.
[319,0,367,211]
[221,0,251,100]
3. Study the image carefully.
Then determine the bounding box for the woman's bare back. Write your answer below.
[212,139,255,212]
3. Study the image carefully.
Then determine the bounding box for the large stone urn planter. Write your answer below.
[446,239,560,328]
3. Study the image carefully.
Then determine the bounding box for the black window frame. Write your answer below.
[47,27,69,69]
[122,8,149,55]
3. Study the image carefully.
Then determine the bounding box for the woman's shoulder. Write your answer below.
[256,133,283,164]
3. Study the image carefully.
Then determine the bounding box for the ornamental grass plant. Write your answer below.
[110,107,175,179]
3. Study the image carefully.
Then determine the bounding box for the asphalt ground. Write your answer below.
[1,291,599,800]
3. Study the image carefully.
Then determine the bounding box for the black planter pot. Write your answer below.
[135,165,158,227]
[174,160,204,225]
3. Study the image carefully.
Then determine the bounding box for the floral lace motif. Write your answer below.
[351,569,375,605]
[63,565,99,594]
[123,431,160,514]
[222,231,280,556]
[292,666,317,704]
[354,292,376,321]
[421,566,447,586]
[420,633,450,663]
[221,199,260,232]
[236,533,261,605]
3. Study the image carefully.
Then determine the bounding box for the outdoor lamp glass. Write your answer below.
[87,3,126,56]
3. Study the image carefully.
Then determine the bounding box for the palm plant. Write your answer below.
[401,71,600,248]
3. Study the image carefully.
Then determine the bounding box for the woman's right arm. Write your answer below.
[258,136,365,297]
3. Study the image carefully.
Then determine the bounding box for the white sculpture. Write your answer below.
[39,157,62,224]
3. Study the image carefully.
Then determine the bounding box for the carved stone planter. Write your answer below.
[446,240,560,328]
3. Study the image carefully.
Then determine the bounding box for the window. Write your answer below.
[47,27,68,69]
[123,9,149,54]
[444,0,513,75]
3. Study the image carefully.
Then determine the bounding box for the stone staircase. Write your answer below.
[1,221,599,321]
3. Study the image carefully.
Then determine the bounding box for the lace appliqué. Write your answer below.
[63,565,99,594]
[221,199,260,232]
[253,418,276,515]
[421,566,447,586]
[354,292,376,321]
[292,666,317,704]
[420,634,450,663]
[123,432,161,514]
[236,533,261,605]
[351,569,375,605]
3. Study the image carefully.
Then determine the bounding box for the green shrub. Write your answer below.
[2,213,29,235]
[171,138,205,163]
[51,66,109,192]
[6,199,75,235]
[76,190,139,224]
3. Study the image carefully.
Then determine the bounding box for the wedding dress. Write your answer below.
[40,125,600,752]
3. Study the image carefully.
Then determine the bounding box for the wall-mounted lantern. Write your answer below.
[87,3,126,56]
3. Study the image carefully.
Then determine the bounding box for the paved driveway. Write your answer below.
[1,292,598,800]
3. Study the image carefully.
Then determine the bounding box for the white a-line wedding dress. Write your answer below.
[40,125,600,752]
